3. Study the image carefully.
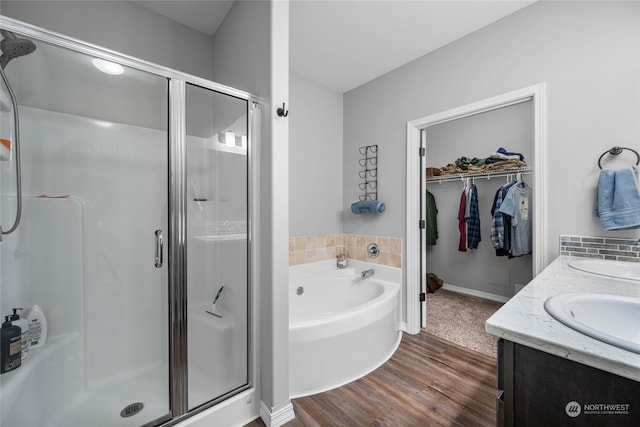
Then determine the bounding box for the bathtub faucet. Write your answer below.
[361,268,375,279]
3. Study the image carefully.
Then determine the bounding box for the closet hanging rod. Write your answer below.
[426,167,532,184]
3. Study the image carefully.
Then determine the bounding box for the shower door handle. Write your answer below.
[154,230,163,268]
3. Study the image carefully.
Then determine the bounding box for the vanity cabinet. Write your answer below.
[496,339,640,427]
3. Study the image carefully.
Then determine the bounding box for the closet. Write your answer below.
[421,100,534,301]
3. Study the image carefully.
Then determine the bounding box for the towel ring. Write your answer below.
[598,146,640,169]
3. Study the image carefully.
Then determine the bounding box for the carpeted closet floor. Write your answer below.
[425,288,504,358]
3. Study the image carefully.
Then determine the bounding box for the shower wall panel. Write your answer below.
[0,196,83,338]
[14,106,169,385]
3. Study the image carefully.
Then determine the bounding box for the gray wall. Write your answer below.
[343,1,640,276]
[424,101,533,297]
[210,0,269,96]
[289,72,343,236]
[1,1,217,80]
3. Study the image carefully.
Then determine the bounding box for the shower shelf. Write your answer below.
[194,233,246,242]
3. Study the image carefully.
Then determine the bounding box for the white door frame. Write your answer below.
[405,83,547,333]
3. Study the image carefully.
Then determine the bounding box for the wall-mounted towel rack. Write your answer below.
[598,146,640,169]
[358,144,378,201]
[425,167,532,184]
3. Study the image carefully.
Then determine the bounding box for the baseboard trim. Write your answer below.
[259,401,295,427]
[440,283,510,303]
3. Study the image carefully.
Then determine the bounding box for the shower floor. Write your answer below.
[2,328,245,427]
[47,363,169,427]
[47,364,244,426]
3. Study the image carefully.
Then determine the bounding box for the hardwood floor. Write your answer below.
[246,331,498,426]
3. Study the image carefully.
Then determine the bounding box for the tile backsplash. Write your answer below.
[560,235,640,262]
[289,233,402,268]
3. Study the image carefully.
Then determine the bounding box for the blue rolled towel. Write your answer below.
[496,147,524,161]
[594,167,640,230]
[351,200,385,215]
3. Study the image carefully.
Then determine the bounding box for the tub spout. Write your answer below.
[336,254,347,269]
[361,268,375,279]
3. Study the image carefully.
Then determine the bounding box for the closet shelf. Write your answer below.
[426,167,532,184]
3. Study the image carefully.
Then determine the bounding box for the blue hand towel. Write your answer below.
[351,200,385,215]
[594,167,640,230]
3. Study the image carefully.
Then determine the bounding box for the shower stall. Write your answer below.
[0,18,255,427]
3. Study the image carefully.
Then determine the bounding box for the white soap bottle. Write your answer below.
[27,305,47,349]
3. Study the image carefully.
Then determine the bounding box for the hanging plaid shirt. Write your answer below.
[491,181,516,251]
[491,187,505,249]
[467,184,481,249]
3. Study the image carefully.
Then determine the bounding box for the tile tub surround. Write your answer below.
[289,234,402,268]
[560,234,640,261]
[486,256,640,382]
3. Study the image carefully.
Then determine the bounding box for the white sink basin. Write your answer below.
[568,259,640,281]
[544,293,640,354]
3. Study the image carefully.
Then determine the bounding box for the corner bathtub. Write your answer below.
[289,260,402,397]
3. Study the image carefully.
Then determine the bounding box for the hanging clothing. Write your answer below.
[499,182,533,257]
[464,186,471,219]
[467,184,481,249]
[501,183,515,257]
[425,189,438,245]
[457,188,467,252]
[455,156,486,170]
[490,181,517,256]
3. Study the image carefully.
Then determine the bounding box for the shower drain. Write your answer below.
[120,402,144,418]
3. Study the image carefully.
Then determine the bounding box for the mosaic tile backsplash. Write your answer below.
[560,235,640,262]
[289,233,402,268]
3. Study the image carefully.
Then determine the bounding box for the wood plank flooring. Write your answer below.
[246,331,498,427]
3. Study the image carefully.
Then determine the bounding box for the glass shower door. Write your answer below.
[185,84,250,409]
[0,34,171,426]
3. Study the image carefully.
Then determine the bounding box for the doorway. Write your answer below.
[405,84,547,333]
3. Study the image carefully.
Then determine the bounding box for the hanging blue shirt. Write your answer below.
[467,184,481,249]
[491,181,517,255]
[499,183,533,256]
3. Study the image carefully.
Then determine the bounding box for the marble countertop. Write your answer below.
[486,256,640,382]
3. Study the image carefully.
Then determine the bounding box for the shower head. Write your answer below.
[0,30,36,70]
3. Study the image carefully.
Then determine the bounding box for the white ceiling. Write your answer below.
[290,1,536,93]
[134,1,235,36]
[134,1,535,93]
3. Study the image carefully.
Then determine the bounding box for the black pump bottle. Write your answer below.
[1,315,21,373]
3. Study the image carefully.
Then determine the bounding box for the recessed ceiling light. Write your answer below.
[92,58,124,75]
